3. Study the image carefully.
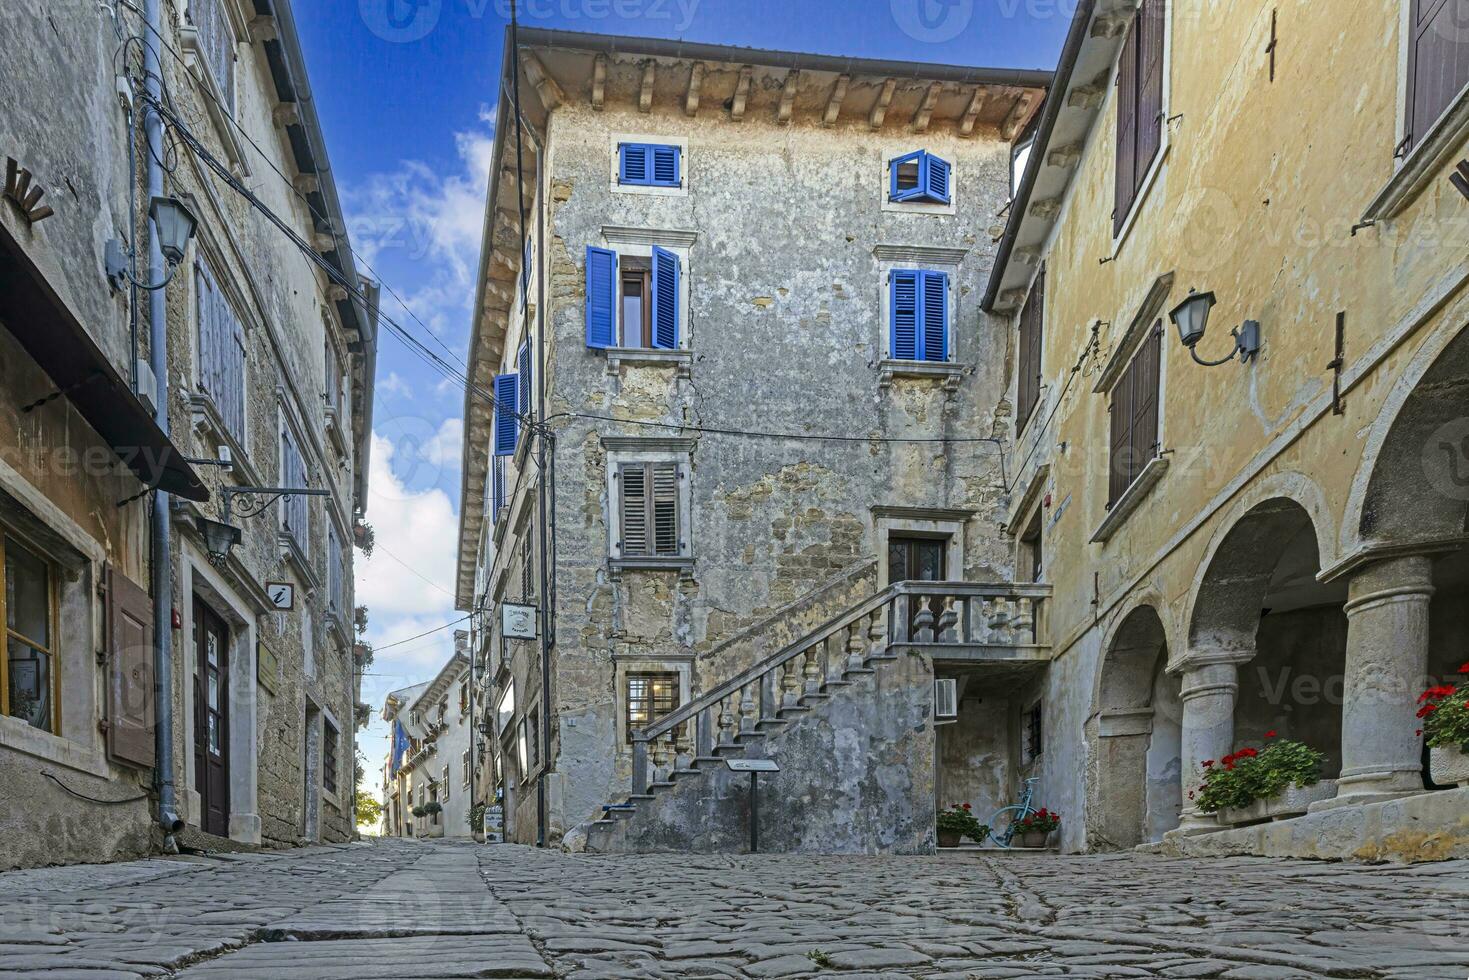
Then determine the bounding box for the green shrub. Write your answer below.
[936,803,989,842]
[1420,668,1469,750]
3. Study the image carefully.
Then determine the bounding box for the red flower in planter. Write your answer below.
[962,803,971,811]
[1203,760,1214,768]
[1265,730,1278,738]
[1417,703,1439,719]
[1420,685,1457,703]
[1459,662,1469,675]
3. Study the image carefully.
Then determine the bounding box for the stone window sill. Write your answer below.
[0,715,109,778]
[606,347,692,378]
[1364,87,1469,222]
[1091,455,1170,544]
[878,359,965,391]
[609,556,695,577]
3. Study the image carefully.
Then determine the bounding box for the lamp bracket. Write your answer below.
[1189,320,1262,367]
[220,485,332,523]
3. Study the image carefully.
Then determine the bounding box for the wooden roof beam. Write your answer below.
[869,78,897,130]
[777,69,800,125]
[730,65,753,121]
[1001,90,1041,140]
[912,81,942,133]
[520,52,564,112]
[685,62,704,116]
[823,74,850,127]
[959,88,988,138]
[638,61,656,113]
[591,53,607,110]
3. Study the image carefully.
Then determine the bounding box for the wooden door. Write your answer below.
[888,537,948,635]
[193,598,230,837]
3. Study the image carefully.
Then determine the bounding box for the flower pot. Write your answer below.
[1021,830,1048,848]
[1219,780,1337,826]
[937,830,963,848]
[1430,745,1469,788]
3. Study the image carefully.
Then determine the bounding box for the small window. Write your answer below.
[621,258,653,349]
[1016,266,1046,432]
[617,462,683,558]
[889,150,952,204]
[462,749,472,788]
[1020,508,1044,584]
[187,0,236,114]
[195,257,248,444]
[1022,702,1043,765]
[626,672,681,741]
[322,718,339,795]
[2,532,59,734]
[441,764,450,801]
[1405,0,1469,152]
[619,143,681,188]
[1107,324,1163,507]
[326,525,345,616]
[585,247,682,351]
[889,269,950,362]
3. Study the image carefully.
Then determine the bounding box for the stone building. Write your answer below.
[379,645,474,839]
[0,0,373,869]
[985,0,1469,859]
[455,29,1052,849]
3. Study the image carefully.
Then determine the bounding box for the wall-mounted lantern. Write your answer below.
[1168,289,1262,367]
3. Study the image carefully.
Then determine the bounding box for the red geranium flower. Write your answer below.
[1459,662,1469,675]
[1265,730,1278,738]
[1420,685,1457,703]
[1203,760,1214,767]
[1417,703,1438,719]
[962,803,971,810]
[1416,729,1423,737]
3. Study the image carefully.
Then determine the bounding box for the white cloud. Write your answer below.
[379,371,413,398]
[357,432,460,625]
[420,418,464,471]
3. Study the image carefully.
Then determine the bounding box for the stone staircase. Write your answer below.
[584,580,1051,854]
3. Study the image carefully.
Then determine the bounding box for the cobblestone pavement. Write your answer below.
[1,839,1466,979]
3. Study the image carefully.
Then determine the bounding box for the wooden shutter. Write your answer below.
[651,246,680,350]
[585,247,617,349]
[1016,267,1045,432]
[890,151,924,201]
[651,146,680,187]
[493,374,518,456]
[651,463,679,556]
[923,153,952,204]
[1114,19,1140,236]
[891,271,919,359]
[619,464,648,556]
[1408,0,1469,150]
[517,341,531,418]
[1136,0,1165,181]
[491,455,505,518]
[107,566,155,769]
[1107,325,1162,506]
[619,144,649,184]
[920,271,948,362]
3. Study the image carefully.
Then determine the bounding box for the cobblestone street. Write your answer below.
[1,839,1467,978]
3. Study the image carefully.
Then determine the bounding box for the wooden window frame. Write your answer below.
[616,461,682,559]
[620,259,653,349]
[625,671,682,742]
[1113,0,1167,238]
[1016,266,1046,433]
[0,528,62,735]
[1405,0,1469,153]
[1107,323,1164,509]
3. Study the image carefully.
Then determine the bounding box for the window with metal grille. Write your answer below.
[1107,324,1163,508]
[194,258,247,444]
[1016,266,1045,433]
[327,525,344,615]
[187,0,236,114]
[322,718,339,795]
[280,421,308,553]
[626,672,680,741]
[617,462,681,557]
[1406,0,1469,152]
[1022,702,1043,765]
[1114,0,1165,236]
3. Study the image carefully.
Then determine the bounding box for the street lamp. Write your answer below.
[148,195,198,266]
[196,516,242,567]
[1168,289,1262,367]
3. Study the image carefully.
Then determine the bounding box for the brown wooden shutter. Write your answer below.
[1407,0,1469,151]
[1130,324,1163,477]
[620,464,649,556]
[1114,19,1140,236]
[107,566,156,769]
[1135,0,1166,178]
[651,463,679,556]
[1108,369,1132,509]
[1016,267,1046,432]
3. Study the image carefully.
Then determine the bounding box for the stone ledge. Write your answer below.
[1140,787,1469,863]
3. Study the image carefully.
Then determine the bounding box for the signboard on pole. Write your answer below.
[501,603,537,639]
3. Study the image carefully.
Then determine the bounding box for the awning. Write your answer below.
[0,222,208,502]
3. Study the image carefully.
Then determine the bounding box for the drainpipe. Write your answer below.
[144,0,183,842]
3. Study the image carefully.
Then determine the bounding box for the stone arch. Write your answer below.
[1090,603,1181,849]
[1343,319,1469,552]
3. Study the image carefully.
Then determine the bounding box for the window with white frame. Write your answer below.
[194,256,247,444]
[888,269,951,362]
[1,529,60,734]
[888,150,952,204]
[614,462,683,559]
[187,0,237,114]
[610,136,688,196]
[584,245,684,351]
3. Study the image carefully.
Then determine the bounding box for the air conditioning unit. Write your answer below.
[934,678,958,724]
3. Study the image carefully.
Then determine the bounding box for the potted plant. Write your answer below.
[1194,733,1333,824]
[936,803,989,848]
[1420,664,1469,787]
[411,804,426,818]
[1017,808,1059,848]
[468,802,487,842]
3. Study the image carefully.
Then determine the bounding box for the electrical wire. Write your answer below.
[1003,322,1102,496]
[42,770,150,806]
[371,614,474,652]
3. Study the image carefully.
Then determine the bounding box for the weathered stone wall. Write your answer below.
[517,98,1018,839]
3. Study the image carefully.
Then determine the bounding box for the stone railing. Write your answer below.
[629,581,1051,792]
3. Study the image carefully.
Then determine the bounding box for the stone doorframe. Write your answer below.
[179,542,261,845]
[872,506,973,585]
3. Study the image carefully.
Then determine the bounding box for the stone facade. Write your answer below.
[0,0,373,869]
[986,0,1469,857]
[456,32,1049,847]
[380,648,474,840]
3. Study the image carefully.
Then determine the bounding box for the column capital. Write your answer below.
[1318,535,1466,584]
[1171,647,1253,675]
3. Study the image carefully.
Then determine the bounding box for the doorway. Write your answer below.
[193,597,231,837]
[888,535,949,635]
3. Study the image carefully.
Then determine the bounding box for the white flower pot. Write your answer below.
[1219,780,1336,826]
[1430,745,1469,788]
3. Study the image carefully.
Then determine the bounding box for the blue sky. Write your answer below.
[294,0,1073,807]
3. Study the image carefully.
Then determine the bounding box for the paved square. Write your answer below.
[0,839,1465,978]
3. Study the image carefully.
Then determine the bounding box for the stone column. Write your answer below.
[1327,554,1435,807]
[1172,656,1242,836]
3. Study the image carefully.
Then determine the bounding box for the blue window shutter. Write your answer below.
[517,341,531,416]
[890,151,924,202]
[585,247,617,348]
[651,246,680,350]
[891,271,918,360]
[493,373,518,456]
[619,144,650,185]
[923,153,952,204]
[491,455,505,518]
[919,271,949,362]
[651,145,680,187]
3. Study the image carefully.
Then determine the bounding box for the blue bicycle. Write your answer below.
[986,777,1040,848]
